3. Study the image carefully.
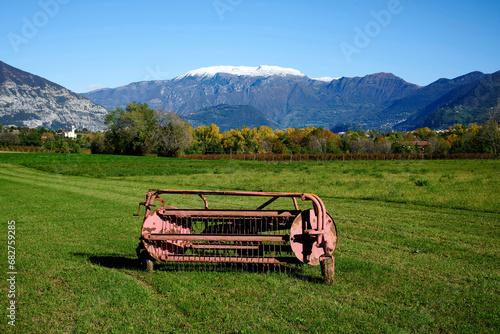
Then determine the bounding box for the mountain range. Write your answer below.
[394,71,500,130]
[82,67,421,130]
[82,65,500,131]
[0,61,498,132]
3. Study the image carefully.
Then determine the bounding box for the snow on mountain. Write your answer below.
[175,65,307,80]
[312,77,340,82]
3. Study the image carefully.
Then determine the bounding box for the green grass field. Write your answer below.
[1,153,499,333]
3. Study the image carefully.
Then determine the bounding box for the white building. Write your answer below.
[63,125,77,139]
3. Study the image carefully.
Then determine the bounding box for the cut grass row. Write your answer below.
[0,153,499,333]
[2,153,498,213]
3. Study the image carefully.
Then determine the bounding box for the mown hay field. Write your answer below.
[1,153,499,333]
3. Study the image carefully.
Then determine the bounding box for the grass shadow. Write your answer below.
[73,252,140,270]
[90,255,139,269]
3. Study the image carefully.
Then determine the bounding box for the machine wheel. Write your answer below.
[138,248,155,273]
[290,210,337,265]
[145,258,154,274]
[320,255,334,285]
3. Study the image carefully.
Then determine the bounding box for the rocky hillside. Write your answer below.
[0,61,107,131]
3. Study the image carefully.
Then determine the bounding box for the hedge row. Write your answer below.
[181,153,497,162]
[0,145,54,153]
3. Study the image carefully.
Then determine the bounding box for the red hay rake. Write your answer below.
[135,189,337,283]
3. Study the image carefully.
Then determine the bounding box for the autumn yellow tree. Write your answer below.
[194,124,223,154]
[256,126,276,153]
[222,129,245,153]
[285,128,305,153]
[412,127,433,140]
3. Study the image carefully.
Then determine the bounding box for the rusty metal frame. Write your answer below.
[136,189,337,282]
[140,189,330,248]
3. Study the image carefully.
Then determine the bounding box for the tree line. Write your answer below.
[1,102,499,156]
[0,125,91,153]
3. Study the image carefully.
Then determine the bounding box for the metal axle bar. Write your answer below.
[190,244,260,250]
[146,234,288,243]
[163,255,300,264]
[156,209,300,218]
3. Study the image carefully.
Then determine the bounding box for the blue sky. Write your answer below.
[1,0,499,92]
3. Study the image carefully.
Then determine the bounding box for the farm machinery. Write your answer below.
[135,189,338,283]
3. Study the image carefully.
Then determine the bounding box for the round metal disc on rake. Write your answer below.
[290,209,337,266]
[141,206,192,262]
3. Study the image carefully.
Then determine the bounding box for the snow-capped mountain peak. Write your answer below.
[175,65,307,80]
